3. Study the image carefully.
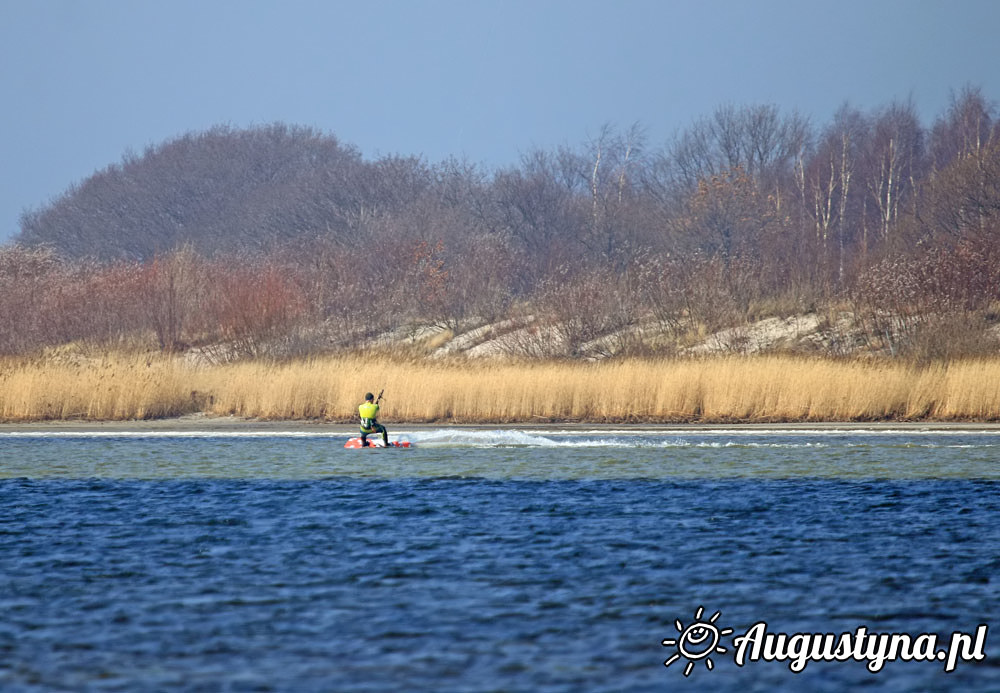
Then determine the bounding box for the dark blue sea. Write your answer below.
[1,427,998,691]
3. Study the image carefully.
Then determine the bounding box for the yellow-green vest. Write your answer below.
[359,401,379,431]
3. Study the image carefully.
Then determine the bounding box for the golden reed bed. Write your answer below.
[2,354,1000,422]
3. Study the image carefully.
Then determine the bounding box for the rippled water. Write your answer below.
[1,427,998,691]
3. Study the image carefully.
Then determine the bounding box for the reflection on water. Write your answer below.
[1,428,998,691]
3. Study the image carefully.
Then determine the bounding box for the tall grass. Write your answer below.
[2,353,1000,422]
[0,354,199,420]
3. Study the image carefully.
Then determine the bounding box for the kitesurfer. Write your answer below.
[358,391,389,447]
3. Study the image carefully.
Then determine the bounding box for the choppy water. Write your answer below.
[1,427,998,691]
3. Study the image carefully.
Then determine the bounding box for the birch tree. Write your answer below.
[863,100,923,244]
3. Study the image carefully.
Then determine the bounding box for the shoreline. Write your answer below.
[4,414,1000,434]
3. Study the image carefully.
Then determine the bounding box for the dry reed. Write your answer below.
[3,353,1000,422]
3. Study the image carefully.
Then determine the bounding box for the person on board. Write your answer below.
[358,392,389,447]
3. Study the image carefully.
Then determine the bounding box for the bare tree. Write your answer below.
[795,105,867,287]
[487,150,584,284]
[665,104,809,192]
[862,99,924,246]
[929,85,997,170]
[577,122,648,266]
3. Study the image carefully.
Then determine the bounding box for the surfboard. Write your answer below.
[344,437,412,448]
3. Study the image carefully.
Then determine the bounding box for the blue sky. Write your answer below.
[2,0,999,243]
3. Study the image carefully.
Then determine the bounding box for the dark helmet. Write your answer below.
[364,392,375,401]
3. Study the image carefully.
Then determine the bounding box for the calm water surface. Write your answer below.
[1,427,998,691]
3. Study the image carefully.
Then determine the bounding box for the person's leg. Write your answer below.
[360,430,369,447]
[377,423,388,446]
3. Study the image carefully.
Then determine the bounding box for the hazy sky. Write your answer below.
[2,0,999,243]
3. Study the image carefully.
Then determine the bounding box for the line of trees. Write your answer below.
[5,86,1000,361]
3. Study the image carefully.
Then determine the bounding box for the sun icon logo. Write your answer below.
[661,606,733,676]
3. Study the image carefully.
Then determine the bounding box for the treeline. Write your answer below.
[6,87,1000,361]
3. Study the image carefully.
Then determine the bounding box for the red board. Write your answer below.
[344,437,412,449]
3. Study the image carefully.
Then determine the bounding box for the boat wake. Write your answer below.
[401,428,1000,450]
[403,429,830,449]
